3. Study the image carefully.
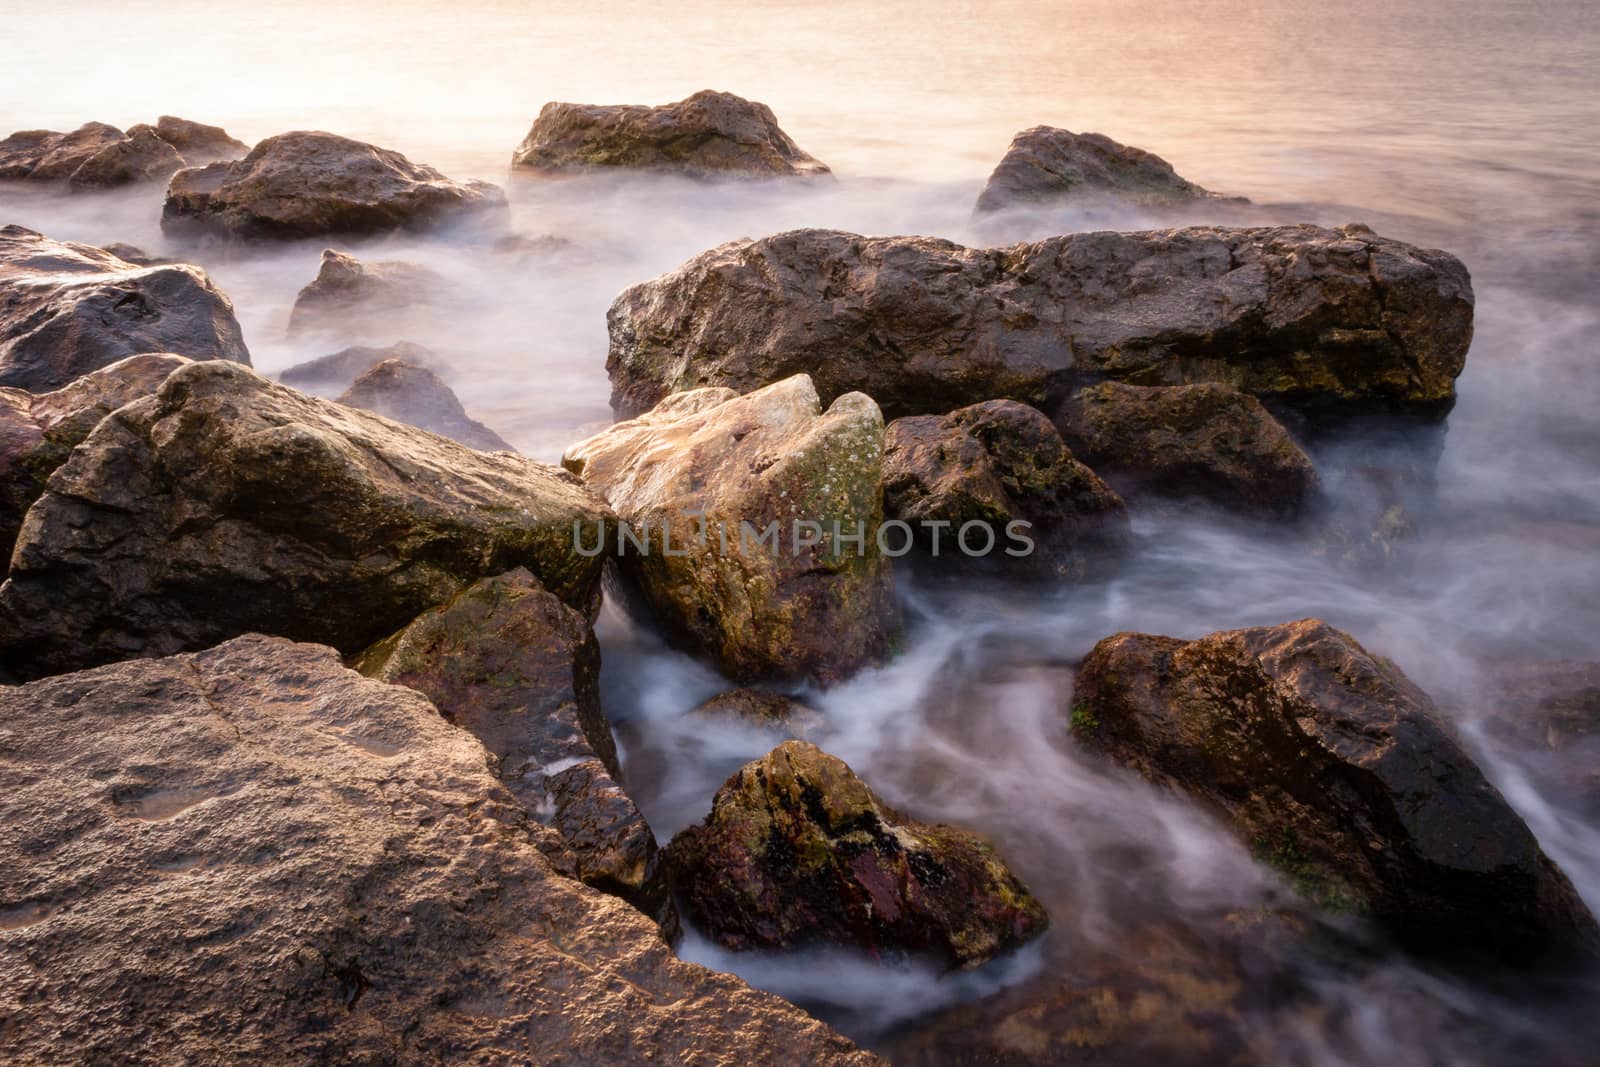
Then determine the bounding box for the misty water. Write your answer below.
[5,0,1599,1062]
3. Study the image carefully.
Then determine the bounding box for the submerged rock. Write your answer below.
[286,248,448,338]
[161,131,507,241]
[513,89,830,179]
[606,225,1473,421]
[278,339,443,393]
[0,635,875,1065]
[66,126,184,191]
[0,360,610,681]
[665,740,1048,969]
[563,374,900,685]
[356,568,672,932]
[1071,618,1599,964]
[1478,660,1600,819]
[975,126,1236,214]
[687,687,826,738]
[0,226,249,392]
[1053,381,1319,518]
[883,398,1130,579]
[337,358,512,451]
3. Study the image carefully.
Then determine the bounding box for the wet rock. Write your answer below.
[606,224,1473,421]
[687,687,826,738]
[883,398,1131,579]
[98,242,177,267]
[355,568,673,932]
[0,360,611,681]
[139,115,250,163]
[1071,618,1599,964]
[286,248,448,338]
[161,130,507,241]
[0,226,249,392]
[0,634,876,1065]
[975,126,1237,214]
[278,339,444,393]
[65,126,184,191]
[0,122,125,182]
[513,89,830,179]
[0,352,191,560]
[665,740,1048,969]
[1053,381,1319,518]
[336,358,512,451]
[1478,660,1600,819]
[563,374,899,685]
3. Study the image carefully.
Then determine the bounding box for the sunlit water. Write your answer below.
[4,1,1599,1062]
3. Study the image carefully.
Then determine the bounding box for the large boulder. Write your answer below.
[0,226,249,392]
[161,131,507,241]
[0,122,126,182]
[0,353,191,560]
[974,126,1235,214]
[278,339,444,393]
[513,90,830,179]
[65,126,184,191]
[338,358,512,451]
[665,740,1048,969]
[0,635,875,1065]
[882,398,1130,579]
[606,225,1473,421]
[1071,619,1599,964]
[1053,381,1320,518]
[286,248,447,338]
[0,360,611,681]
[563,374,899,685]
[355,568,672,931]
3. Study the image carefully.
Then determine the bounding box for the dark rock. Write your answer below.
[161,131,507,241]
[355,568,673,932]
[0,634,876,1065]
[883,398,1131,579]
[665,740,1048,969]
[99,242,177,267]
[1071,618,1599,964]
[1053,381,1319,518]
[0,122,125,182]
[142,115,249,163]
[513,90,830,179]
[687,688,826,738]
[65,126,184,191]
[286,248,448,338]
[0,226,249,392]
[338,358,512,452]
[278,340,443,393]
[0,360,612,682]
[606,224,1473,422]
[975,126,1238,214]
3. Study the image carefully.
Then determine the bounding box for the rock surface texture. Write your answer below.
[0,635,876,1065]
[606,225,1473,421]
[666,740,1048,969]
[975,126,1234,213]
[0,226,249,392]
[286,248,448,338]
[564,374,899,685]
[0,361,610,681]
[513,90,830,179]
[337,358,513,451]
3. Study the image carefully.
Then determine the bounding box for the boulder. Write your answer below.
[1053,381,1319,518]
[337,358,512,452]
[0,635,876,1065]
[161,131,507,241]
[0,121,125,182]
[606,224,1473,421]
[1071,618,1599,964]
[1478,660,1600,819]
[974,126,1236,214]
[0,352,191,560]
[65,126,184,191]
[0,226,249,392]
[513,90,830,179]
[2,117,248,188]
[665,740,1048,969]
[687,687,826,738]
[140,115,250,163]
[286,248,447,338]
[279,340,443,393]
[0,360,611,681]
[882,399,1130,579]
[355,569,672,931]
[563,374,899,685]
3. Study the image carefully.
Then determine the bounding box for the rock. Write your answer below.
[279,340,443,393]
[606,224,1473,421]
[0,226,250,392]
[513,89,830,179]
[1478,660,1600,819]
[141,115,250,163]
[882,399,1130,579]
[563,374,899,685]
[0,360,612,682]
[0,634,876,1065]
[98,242,176,267]
[1053,381,1319,518]
[286,248,448,338]
[0,122,125,182]
[0,352,191,560]
[65,126,184,191]
[1070,619,1599,964]
[974,126,1236,214]
[687,687,826,738]
[161,131,508,241]
[336,358,513,451]
[2,118,247,189]
[665,740,1048,969]
[355,568,672,932]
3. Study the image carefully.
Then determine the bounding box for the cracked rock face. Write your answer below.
[606,225,1473,422]
[974,126,1236,213]
[0,634,876,1065]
